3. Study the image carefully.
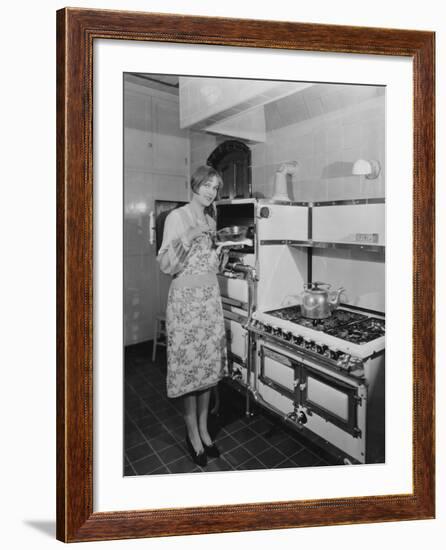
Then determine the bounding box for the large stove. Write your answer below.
[249,304,385,463]
[250,305,385,372]
[215,198,385,464]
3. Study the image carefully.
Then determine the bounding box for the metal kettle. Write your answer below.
[301,282,345,320]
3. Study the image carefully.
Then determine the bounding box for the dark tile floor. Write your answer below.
[124,341,341,476]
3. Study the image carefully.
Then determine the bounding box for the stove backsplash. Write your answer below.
[312,247,385,312]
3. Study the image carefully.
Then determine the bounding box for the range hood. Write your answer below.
[179,77,313,142]
[206,105,267,142]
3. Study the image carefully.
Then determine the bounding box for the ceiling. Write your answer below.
[125,74,384,130]
[264,83,385,132]
[125,73,179,95]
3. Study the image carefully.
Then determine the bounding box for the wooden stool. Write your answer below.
[152,313,167,362]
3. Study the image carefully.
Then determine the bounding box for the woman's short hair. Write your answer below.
[190,165,223,195]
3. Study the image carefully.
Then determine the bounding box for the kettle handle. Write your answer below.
[304,281,331,290]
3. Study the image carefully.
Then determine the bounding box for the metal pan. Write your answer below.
[217,225,248,242]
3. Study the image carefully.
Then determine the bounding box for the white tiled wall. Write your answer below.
[189,130,219,174]
[312,248,385,312]
[251,92,385,202]
[190,85,385,204]
[124,80,188,346]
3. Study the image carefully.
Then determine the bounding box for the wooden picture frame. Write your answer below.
[56,7,435,542]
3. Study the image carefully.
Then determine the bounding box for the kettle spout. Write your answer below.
[329,287,345,311]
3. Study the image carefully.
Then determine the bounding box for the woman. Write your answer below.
[157,165,227,467]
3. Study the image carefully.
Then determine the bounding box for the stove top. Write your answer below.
[266,305,365,330]
[326,316,385,344]
[265,306,385,345]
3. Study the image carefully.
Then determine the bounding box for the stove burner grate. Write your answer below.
[265,305,367,332]
[327,317,385,344]
[264,305,385,343]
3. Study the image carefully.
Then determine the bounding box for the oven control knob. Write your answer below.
[297,411,308,425]
[330,348,341,360]
[315,341,324,354]
[259,206,271,218]
[272,326,281,337]
[264,324,272,333]
[284,331,292,341]
[304,339,313,350]
[293,335,303,346]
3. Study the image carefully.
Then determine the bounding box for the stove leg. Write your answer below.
[245,388,254,418]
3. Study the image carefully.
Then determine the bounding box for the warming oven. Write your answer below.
[215,198,309,392]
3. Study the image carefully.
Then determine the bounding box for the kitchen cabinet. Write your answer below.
[152,97,188,175]
[124,82,189,346]
[124,91,153,171]
[125,91,187,176]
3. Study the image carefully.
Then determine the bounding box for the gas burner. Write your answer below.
[265,305,367,332]
[327,317,385,344]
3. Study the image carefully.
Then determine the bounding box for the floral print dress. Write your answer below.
[157,205,227,398]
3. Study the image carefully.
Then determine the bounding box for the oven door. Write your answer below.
[224,312,250,386]
[258,345,298,399]
[218,275,249,311]
[298,361,362,438]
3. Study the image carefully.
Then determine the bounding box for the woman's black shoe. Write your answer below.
[204,442,220,459]
[185,435,207,467]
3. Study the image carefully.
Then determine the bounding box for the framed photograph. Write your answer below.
[56,7,435,542]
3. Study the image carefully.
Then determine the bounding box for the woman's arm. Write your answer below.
[157,210,191,275]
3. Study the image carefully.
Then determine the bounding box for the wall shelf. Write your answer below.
[260,239,385,254]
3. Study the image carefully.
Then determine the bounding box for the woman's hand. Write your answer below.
[184,225,206,246]
[215,241,243,255]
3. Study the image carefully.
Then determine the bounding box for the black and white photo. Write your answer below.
[123,73,386,476]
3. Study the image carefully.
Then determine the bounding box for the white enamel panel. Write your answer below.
[218,276,249,304]
[306,376,349,421]
[258,382,295,415]
[263,355,295,391]
[312,203,385,245]
[258,204,308,241]
[225,319,247,360]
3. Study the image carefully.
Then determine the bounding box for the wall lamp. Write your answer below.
[352,159,381,179]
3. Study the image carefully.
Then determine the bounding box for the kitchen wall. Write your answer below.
[190,130,220,175]
[251,84,385,201]
[190,84,385,202]
[190,83,385,311]
[124,77,189,346]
